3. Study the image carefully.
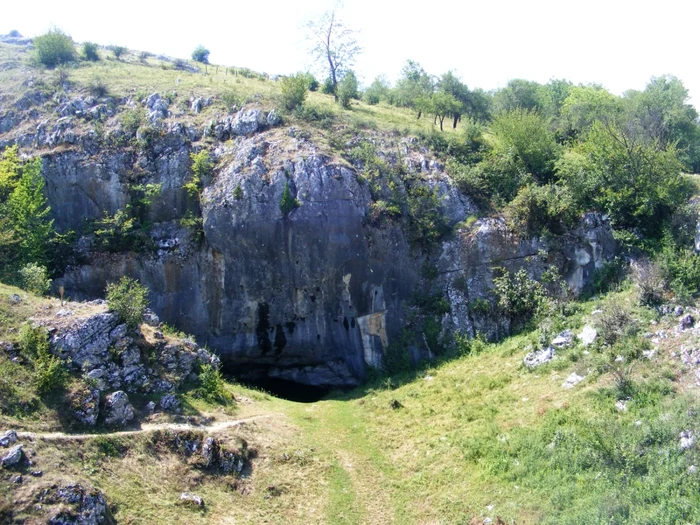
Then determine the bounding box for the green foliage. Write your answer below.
[197,363,232,404]
[657,243,700,299]
[93,208,150,252]
[405,185,449,252]
[280,73,308,111]
[179,211,204,243]
[106,276,149,330]
[191,45,210,64]
[87,76,108,98]
[233,184,243,200]
[504,183,579,237]
[119,106,147,135]
[280,181,300,214]
[20,263,52,296]
[337,71,359,108]
[597,300,637,346]
[363,75,390,105]
[184,150,212,199]
[33,28,75,68]
[382,330,413,376]
[493,267,547,325]
[633,260,665,306]
[19,323,67,394]
[591,257,627,296]
[221,89,243,109]
[411,291,451,316]
[81,41,99,61]
[110,45,127,59]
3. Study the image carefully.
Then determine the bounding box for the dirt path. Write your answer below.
[16,414,272,442]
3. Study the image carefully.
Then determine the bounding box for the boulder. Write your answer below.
[1,444,23,467]
[159,393,180,412]
[180,492,204,507]
[679,314,695,331]
[523,347,555,369]
[47,483,115,525]
[267,109,282,126]
[104,391,134,426]
[551,330,573,348]
[680,430,695,451]
[562,372,585,389]
[231,109,265,136]
[577,325,598,346]
[0,429,18,447]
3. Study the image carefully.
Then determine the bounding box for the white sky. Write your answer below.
[3,0,700,107]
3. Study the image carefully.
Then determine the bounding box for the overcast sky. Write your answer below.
[3,0,700,107]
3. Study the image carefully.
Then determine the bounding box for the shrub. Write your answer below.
[591,257,627,296]
[119,106,146,135]
[106,276,149,330]
[658,243,700,300]
[197,363,232,404]
[321,76,335,95]
[81,41,99,61]
[221,89,242,110]
[504,183,579,238]
[33,28,75,68]
[493,267,547,324]
[34,348,68,394]
[20,263,52,296]
[191,45,210,64]
[110,45,127,59]
[598,300,637,346]
[183,150,212,199]
[280,73,308,111]
[279,182,300,214]
[19,323,50,359]
[632,260,665,306]
[87,76,108,98]
[337,71,359,108]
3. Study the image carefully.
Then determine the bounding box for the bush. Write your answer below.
[191,45,210,64]
[504,183,579,238]
[598,300,637,346]
[33,28,75,68]
[34,348,68,394]
[19,323,50,359]
[493,267,547,324]
[632,260,665,306]
[280,73,308,111]
[87,76,108,98]
[106,276,149,330]
[337,71,359,108]
[20,263,52,296]
[81,41,99,61]
[658,243,700,300]
[119,106,146,135]
[221,89,243,110]
[183,150,212,199]
[279,182,300,214]
[110,45,127,59]
[197,363,232,404]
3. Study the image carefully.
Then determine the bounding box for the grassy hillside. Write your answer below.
[2,281,699,523]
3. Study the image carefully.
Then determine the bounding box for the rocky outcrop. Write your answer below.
[39,483,116,525]
[104,391,134,426]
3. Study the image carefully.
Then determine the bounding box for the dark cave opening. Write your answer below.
[224,368,331,403]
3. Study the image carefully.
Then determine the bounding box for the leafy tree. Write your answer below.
[191,45,210,64]
[493,79,544,113]
[280,181,300,214]
[394,60,434,116]
[4,157,54,267]
[337,70,359,108]
[490,108,560,183]
[561,84,620,138]
[33,28,75,68]
[430,92,462,131]
[20,263,52,296]
[306,7,361,99]
[110,45,127,59]
[280,73,308,110]
[183,150,212,199]
[363,75,390,105]
[437,71,469,128]
[559,120,691,235]
[106,276,149,330]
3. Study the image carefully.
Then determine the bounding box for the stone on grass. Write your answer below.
[577,325,598,346]
[679,314,695,330]
[159,393,180,412]
[523,346,555,369]
[551,330,573,348]
[0,429,18,447]
[1,444,23,467]
[562,372,585,389]
[680,430,695,450]
[180,492,204,507]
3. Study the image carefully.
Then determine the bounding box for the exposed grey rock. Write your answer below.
[680,430,695,450]
[0,429,17,447]
[191,97,204,114]
[50,312,120,369]
[577,325,598,346]
[180,492,204,507]
[551,330,573,348]
[104,391,134,426]
[159,393,180,412]
[231,108,265,135]
[267,109,282,126]
[1,444,23,467]
[47,483,115,525]
[523,347,555,369]
[562,372,585,389]
[8,293,21,304]
[71,388,100,426]
[143,308,160,327]
[679,314,695,330]
[146,401,156,414]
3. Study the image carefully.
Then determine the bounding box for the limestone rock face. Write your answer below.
[104,391,134,427]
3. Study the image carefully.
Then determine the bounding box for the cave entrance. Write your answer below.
[223,367,331,403]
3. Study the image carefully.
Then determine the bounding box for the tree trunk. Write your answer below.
[439,116,444,131]
[453,114,460,129]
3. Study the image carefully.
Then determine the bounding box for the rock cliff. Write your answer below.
[1,84,617,387]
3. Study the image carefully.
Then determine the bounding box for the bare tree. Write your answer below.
[306,7,361,99]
